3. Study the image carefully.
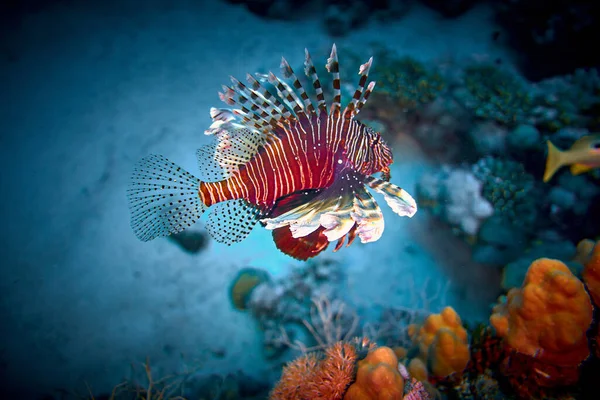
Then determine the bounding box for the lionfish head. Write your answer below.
[360,126,394,181]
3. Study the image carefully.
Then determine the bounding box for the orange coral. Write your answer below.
[410,307,470,378]
[582,240,600,306]
[490,257,593,368]
[270,341,357,400]
[344,347,404,400]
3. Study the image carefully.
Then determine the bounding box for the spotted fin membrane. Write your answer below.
[127,155,206,242]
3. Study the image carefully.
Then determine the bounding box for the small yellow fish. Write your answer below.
[543,134,600,182]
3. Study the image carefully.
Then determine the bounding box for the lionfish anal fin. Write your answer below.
[206,198,266,245]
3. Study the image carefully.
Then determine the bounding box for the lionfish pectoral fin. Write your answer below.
[365,176,418,218]
[206,199,264,245]
[127,155,206,242]
[352,187,385,243]
[261,187,356,243]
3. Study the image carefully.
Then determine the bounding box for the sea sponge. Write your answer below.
[410,307,470,378]
[344,346,405,400]
[582,240,600,305]
[490,258,593,367]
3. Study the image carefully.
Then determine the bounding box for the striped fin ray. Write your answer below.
[204,107,246,135]
[221,78,282,131]
[245,73,292,125]
[326,44,341,116]
[280,57,315,114]
[304,49,327,114]
[356,81,376,114]
[366,176,418,217]
[352,186,384,243]
[196,128,267,182]
[206,199,264,244]
[127,155,205,241]
[263,71,304,117]
[343,57,373,119]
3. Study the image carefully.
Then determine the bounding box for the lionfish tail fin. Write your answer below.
[326,44,341,116]
[366,176,417,217]
[127,155,205,242]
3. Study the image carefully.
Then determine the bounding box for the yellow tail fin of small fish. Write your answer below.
[543,140,563,182]
[570,163,593,175]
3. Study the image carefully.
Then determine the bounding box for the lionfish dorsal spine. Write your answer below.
[343,57,373,119]
[304,48,328,115]
[356,81,376,115]
[266,71,304,117]
[280,57,315,114]
[227,77,279,130]
[245,73,291,127]
[325,44,341,117]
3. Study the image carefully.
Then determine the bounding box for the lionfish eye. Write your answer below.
[592,141,600,149]
[372,135,380,146]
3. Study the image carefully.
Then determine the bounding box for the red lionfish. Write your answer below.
[127,45,417,260]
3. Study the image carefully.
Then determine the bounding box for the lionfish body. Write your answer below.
[127,45,417,260]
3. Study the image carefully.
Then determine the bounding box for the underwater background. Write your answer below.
[1,0,599,399]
